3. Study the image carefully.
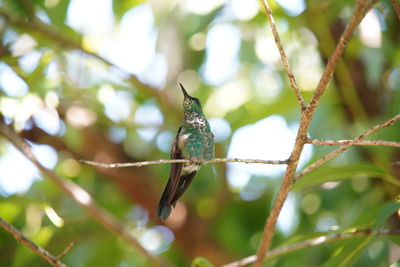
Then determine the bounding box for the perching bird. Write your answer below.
[157,84,214,220]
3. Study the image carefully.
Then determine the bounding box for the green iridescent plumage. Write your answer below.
[157,84,214,220]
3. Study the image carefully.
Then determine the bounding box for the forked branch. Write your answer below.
[298,114,400,179]
[0,217,67,267]
[254,0,376,266]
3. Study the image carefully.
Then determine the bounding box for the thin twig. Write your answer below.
[56,241,76,260]
[0,217,67,267]
[364,0,380,16]
[298,114,400,179]
[223,229,400,267]
[80,158,289,168]
[0,121,171,267]
[390,0,400,20]
[260,0,306,111]
[306,138,400,148]
[253,1,373,266]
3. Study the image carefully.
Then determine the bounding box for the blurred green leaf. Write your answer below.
[191,257,215,267]
[320,236,372,267]
[3,0,29,16]
[42,0,71,28]
[0,201,21,222]
[372,202,400,230]
[113,0,146,20]
[12,241,38,267]
[293,164,400,191]
[388,235,400,246]
[31,226,54,246]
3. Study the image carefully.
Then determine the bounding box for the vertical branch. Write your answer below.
[260,0,306,111]
[253,0,374,266]
[0,121,171,267]
[391,0,400,20]
[0,218,67,267]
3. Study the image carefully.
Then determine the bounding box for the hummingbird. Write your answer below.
[157,83,214,220]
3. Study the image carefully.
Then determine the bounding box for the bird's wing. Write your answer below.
[167,126,185,205]
[171,171,197,205]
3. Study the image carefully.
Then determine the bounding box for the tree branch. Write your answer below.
[223,229,400,267]
[0,217,67,267]
[260,0,306,111]
[0,121,171,267]
[306,138,400,148]
[80,158,289,168]
[56,241,76,260]
[307,0,371,115]
[298,113,400,179]
[254,1,374,266]
[391,0,400,21]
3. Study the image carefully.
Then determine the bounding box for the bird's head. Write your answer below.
[180,83,203,115]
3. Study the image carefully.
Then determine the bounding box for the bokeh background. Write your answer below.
[0,0,400,266]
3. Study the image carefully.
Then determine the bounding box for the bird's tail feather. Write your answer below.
[157,171,197,220]
[157,201,172,220]
[157,178,173,220]
[171,171,196,204]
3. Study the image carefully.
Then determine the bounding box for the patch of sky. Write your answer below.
[156,131,175,153]
[108,126,127,144]
[102,5,157,76]
[0,143,57,196]
[139,225,174,254]
[33,108,62,136]
[275,0,306,16]
[0,63,28,97]
[67,0,114,34]
[208,118,231,142]
[227,115,312,188]
[18,50,43,73]
[201,23,240,86]
[134,103,163,142]
[2,29,18,46]
[104,91,133,123]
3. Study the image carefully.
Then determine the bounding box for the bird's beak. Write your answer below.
[179,83,191,99]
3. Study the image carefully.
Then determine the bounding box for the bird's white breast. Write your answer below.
[182,163,201,174]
